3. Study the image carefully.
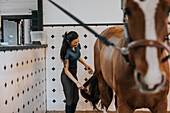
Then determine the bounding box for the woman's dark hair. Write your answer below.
[60,31,79,61]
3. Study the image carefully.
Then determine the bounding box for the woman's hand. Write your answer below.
[85,65,92,71]
[78,58,93,73]
[76,82,84,90]
[85,65,93,74]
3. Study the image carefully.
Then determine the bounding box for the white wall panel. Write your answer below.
[44,0,123,24]
[0,48,46,113]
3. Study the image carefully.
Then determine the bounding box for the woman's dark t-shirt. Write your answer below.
[64,44,81,68]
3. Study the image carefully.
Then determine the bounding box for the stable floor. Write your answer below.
[47,111,170,113]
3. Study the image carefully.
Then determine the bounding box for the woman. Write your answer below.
[60,31,93,113]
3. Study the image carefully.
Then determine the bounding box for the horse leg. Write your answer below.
[97,71,113,110]
[115,95,119,113]
[117,104,134,113]
[114,95,117,109]
[103,106,107,113]
[150,99,167,113]
[117,96,134,113]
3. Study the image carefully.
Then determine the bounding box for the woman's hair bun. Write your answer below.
[62,32,66,39]
[62,31,70,39]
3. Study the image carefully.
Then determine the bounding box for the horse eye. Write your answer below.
[167,7,170,16]
[161,48,164,53]
[125,7,132,16]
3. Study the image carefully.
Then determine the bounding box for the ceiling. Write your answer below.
[0,0,37,15]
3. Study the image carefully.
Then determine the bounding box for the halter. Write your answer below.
[122,8,170,65]
[49,0,170,65]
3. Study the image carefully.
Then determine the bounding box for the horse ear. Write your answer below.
[125,0,133,2]
[164,0,170,13]
[121,0,127,9]
[166,0,170,6]
[124,0,127,4]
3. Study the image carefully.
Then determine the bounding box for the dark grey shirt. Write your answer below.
[65,44,81,68]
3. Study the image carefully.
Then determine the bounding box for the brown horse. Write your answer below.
[81,0,170,113]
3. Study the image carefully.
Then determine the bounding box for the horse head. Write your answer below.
[125,0,170,93]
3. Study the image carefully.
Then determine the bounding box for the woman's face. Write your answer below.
[70,37,79,48]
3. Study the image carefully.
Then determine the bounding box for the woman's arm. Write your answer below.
[63,59,84,89]
[78,57,88,67]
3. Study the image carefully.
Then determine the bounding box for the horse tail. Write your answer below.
[80,72,101,109]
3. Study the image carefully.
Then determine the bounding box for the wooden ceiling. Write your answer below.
[0,0,37,15]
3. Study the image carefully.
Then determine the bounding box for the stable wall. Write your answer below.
[0,46,47,113]
[44,0,123,24]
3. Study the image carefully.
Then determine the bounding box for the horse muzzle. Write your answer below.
[135,72,165,93]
